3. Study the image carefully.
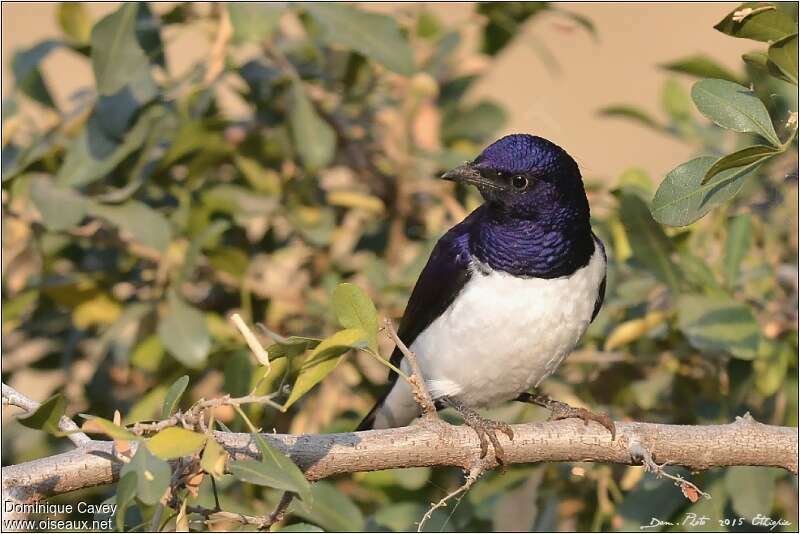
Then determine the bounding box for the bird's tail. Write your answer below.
[356,389,391,431]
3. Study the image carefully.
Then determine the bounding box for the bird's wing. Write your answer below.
[590,234,606,322]
[388,212,478,381]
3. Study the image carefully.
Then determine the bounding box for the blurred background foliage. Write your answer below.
[2,2,798,532]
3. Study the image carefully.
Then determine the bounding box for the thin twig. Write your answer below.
[229,313,271,369]
[382,319,437,418]
[2,383,91,446]
[417,463,483,532]
[628,436,711,502]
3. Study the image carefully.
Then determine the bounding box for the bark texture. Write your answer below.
[3,414,796,517]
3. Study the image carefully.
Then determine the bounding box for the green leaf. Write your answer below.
[651,156,761,227]
[661,54,742,84]
[677,294,760,359]
[332,283,378,350]
[157,291,211,369]
[91,3,157,96]
[229,457,308,499]
[618,193,681,290]
[57,104,165,187]
[754,339,792,396]
[115,471,137,532]
[283,329,367,409]
[715,3,796,42]
[200,438,228,479]
[723,214,752,287]
[305,3,415,75]
[161,375,189,419]
[661,78,692,120]
[12,40,61,108]
[290,480,365,532]
[17,394,65,434]
[301,328,368,370]
[725,466,781,518]
[88,200,172,253]
[768,33,798,84]
[702,144,781,184]
[252,433,311,503]
[227,3,283,44]
[598,105,663,131]
[278,524,324,533]
[30,175,87,231]
[742,51,769,70]
[146,427,207,460]
[120,445,171,506]
[691,79,781,146]
[288,81,336,171]
[80,415,140,441]
[58,3,92,44]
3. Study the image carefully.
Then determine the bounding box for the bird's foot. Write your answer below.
[516,393,615,440]
[439,396,514,464]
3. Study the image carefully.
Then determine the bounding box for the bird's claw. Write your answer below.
[517,393,615,440]
[440,396,514,464]
[547,401,616,440]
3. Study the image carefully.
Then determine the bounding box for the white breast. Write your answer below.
[372,240,606,429]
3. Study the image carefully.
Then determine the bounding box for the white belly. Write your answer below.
[373,241,606,429]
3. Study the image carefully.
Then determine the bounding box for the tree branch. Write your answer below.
[3,413,796,517]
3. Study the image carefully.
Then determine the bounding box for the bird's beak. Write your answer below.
[441,162,484,187]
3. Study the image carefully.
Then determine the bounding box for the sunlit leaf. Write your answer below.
[81,415,140,441]
[58,3,92,44]
[332,283,378,350]
[651,156,761,226]
[691,79,781,146]
[714,2,796,42]
[227,3,283,44]
[146,427,207,460]
[702,144,781,184]
[91,3,158,96]
[282,329,367,410]
[17,394,65,435]
[200,438,228,480]
[161,375,189,419]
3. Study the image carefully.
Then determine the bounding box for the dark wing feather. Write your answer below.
[591,234,606,322]
[389,224,474,374]
[356,218,475,431]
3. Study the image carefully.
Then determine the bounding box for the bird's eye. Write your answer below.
[511,175,528,190]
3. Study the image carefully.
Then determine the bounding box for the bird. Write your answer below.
[357,133,613,463]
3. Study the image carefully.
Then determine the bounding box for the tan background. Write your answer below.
[2,2,753,180]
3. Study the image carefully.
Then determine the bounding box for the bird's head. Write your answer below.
[441,134,587,219]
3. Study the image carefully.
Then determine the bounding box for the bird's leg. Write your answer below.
[437,396,514,464]
[516,392,615,440]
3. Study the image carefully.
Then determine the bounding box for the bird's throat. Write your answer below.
[469,204,594,278]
